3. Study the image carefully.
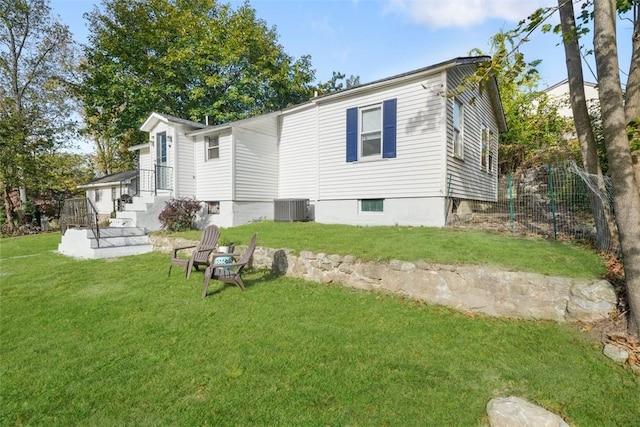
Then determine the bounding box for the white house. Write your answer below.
[77,170,139,222]
[544,78,599,118]
[106,56,507,230]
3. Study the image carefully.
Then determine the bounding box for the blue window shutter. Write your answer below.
[346,107,358,162]
[382,98,397,158]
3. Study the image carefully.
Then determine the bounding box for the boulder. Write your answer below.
[487,396,569,427]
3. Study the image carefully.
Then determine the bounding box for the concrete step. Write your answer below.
[98,227,146,237]
[111,194,171,231]
[84,244,155,259]
[109,217,136,227]
[109,218,136,228]
[89,235,150,249]
[58,227,154,259]
[122,201,151,211]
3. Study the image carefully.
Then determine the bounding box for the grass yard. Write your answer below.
[174,221,606,278]
[1,230,638,425]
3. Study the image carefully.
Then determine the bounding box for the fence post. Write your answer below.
[548,164,558,240]
[508,172,514,234]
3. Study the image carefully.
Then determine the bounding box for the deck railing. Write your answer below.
[135,166,173,196]
[60,197,100,246]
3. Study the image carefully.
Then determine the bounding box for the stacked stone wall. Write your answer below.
[150,236,616,323]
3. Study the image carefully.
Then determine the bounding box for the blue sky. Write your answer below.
[49,0,633,152]
[50,0,636,87]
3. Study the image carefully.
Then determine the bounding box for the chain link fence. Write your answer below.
[447,162,619,254]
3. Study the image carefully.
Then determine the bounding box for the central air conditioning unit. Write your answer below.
[274,199,311,222]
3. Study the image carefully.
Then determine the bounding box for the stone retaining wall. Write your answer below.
[151,236,616,323]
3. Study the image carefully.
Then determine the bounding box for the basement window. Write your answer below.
[207,201,220,215]
[361,199,384,212]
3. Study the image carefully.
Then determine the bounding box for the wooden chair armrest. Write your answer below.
[193,245,216,254]
[172,244,197,257]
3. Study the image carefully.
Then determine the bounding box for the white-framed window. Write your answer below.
[488,129,496,172]
[481,122,488,170]
[206,136,219,161]
[361,199,384,212]
[346,99,396,163]
[453,99,464,159]
[360,104,382,158]
[207,201,220,214]
[94,189,102,202]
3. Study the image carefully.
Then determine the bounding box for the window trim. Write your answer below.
[488,129,496,173]
[360,198,384,213]
[360,103,383,159]
[205,135,220,161]
[206,201,220,215]
[481,122,488,170]
[346,98,396,163]
[453,99,464,159]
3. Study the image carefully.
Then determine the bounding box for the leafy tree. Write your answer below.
[479,0,640,336]
[0,0,78,234]
[468,33,575,174]
[316,71,361,95]
[34,152,94,219]
[79,0,317,169]
[592,0,640,337]
[557,0,602,177]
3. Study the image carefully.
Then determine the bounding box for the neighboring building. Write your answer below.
[544,79,599,118]
[84,56,507,230]
[77,170,139,222]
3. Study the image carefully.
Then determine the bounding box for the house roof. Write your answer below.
[312,56,493,103]
[78,170,138,189]
[544,78,598,93]
[142,56,507,136]
[289,55,507,132]
[185,110,282,137]
[140,112,211,133]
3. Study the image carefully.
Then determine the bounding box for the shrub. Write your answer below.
[158,197,202,231]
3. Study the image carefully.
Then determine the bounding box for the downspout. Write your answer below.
[171,126,177,197]
[439,70,451,225]
[315,101,320,205]
[231,126,236,214]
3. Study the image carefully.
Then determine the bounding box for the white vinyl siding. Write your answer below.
[174,125,194,197]
[317,73,446,200]
[234,121,278,201]
[138,145,153,171]
[278,105,318,198]
[195,130,234,201]
[446,66,498,201]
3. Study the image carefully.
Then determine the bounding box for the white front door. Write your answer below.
[156,131,168,189]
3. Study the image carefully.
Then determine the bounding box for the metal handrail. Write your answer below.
[137,168,155,195]
[136,166,173,196]
[60,197,100,246]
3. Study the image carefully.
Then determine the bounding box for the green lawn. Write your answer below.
[174,221,606,278]
[1,231,637,425]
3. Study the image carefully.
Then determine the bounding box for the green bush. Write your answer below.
[158,197,202,231]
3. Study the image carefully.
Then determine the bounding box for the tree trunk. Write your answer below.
[2,185,17,235]
[558,0,616,251]
[559,0,601,174]
[626,3,640,194]
[593,0,640,337]
[625,1,640,124]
